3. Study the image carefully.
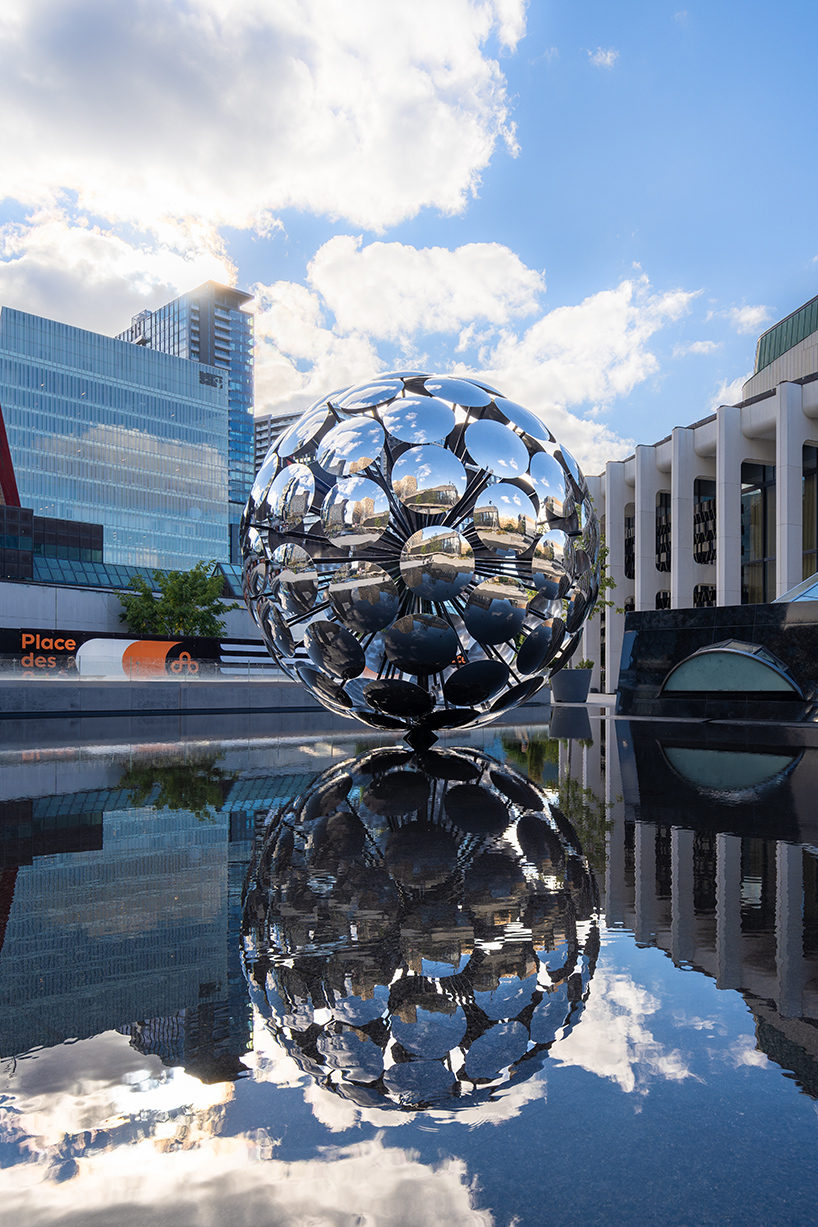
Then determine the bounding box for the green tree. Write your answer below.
[118,560,240,637]
[118,752,235,822]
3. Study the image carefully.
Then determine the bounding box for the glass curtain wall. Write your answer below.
[655,492,671,573]
[803,446,818,581]
[0,308,229,569]
[741,463,776,603]
[693,479,717,563]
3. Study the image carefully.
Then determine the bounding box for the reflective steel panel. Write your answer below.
[472,483,537,554]
[337,379,404,411]
[276,407,329,459]
[566,589,594,633]
[273,542,320,616]
[263,463,315,530]
[250,449,280,504]
[400,527,474,601]
[321,475,391,547]
[391,445,467,513]
[362,770,432,816]
[384,614,459,673]
[532,530,572,599]
[421,377,493,407]
[490,769,544,811]
[297,665,354,711]
[464,419,529,479]
[317,418,385,476]
[493,397,554,444]
[462,577,530,645]
[442,659,510,706]
[516,619,563,675]
[262,602,295,657]
[444,784,508,833]
[304,620,366,679]
[491,677,544,711]
[557,445,583,491]
[328,561,399,634]
[380,395,455,444]
[363,679,434,718]
[528,451,567,521]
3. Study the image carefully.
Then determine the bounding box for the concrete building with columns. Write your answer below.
[583,293,818,693]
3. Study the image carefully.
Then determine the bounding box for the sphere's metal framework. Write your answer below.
[242,746,599,1113]
[241,373,600,738]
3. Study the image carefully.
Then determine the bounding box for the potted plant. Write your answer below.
[550,658,594,703]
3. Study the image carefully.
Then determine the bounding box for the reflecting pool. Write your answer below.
[2,716,818,1225]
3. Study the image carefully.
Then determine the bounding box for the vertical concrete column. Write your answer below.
[670,427,695,609]
[776,841,804,1018]
[582,472,604,686]
[605,716,627,927]
[715,833,742,989]
[670,826,695,964]
[581,606,602,692]
[558,739,570,790]
[604,460,628,693]
[634,822,657,945]
[634,445,660,611]
[716,405,743,606]
[776,382,808,597]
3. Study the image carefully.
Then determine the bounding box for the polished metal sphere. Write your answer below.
[242,745,599,1114]
[241,373,600,738]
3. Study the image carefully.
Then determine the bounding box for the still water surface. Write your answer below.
[1,717,817,1226]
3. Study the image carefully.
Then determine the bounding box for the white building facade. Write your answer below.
[583,295,818,693]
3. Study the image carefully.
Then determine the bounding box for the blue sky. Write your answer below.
[0,0,816,472]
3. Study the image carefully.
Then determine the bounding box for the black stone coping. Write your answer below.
[616,600,818,720]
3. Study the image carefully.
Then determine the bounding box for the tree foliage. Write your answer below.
[119,753,235,822]
[118,560,240,637]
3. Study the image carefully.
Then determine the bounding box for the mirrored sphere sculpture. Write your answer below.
[242,747,599,1114]
[241,373,600,739]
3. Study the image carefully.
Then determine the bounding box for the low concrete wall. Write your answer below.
[0,677,552,750]
[0,579,260,639]
[0,677,324,717]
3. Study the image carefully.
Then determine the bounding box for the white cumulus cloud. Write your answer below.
[673,340,721,357]
[711,371,752,409]
[0,0,524,234]
[251,244,695,473]
[0,210,234,335]
[552,969,694,1093]
[588,47,619,68]
[726,305,771,335]
[307,235,545,340]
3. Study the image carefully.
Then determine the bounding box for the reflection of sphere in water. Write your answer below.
[241,373,600,740]
[242,747,599,1115]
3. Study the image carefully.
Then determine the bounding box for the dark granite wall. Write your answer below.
[616,601,818,720]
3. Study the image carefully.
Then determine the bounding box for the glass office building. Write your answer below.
[0,307,229,569]
[117,283,253,562]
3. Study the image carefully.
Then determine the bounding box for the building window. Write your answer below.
[624,513,635,580]
[693,583,717,608]
[693,479,717,564]
[655,589,671,610]
[803,446,818,580]
[656,492,671,572]
[741,462,776,603]
[623,596,635,613]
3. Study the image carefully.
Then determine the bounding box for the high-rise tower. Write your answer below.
[117,282,254,562]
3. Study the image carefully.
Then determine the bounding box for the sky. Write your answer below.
[0,0,817,474]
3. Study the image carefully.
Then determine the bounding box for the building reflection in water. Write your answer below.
[242,745,600,1111]
[5,719,818,1108]
[591,717,818,1096]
